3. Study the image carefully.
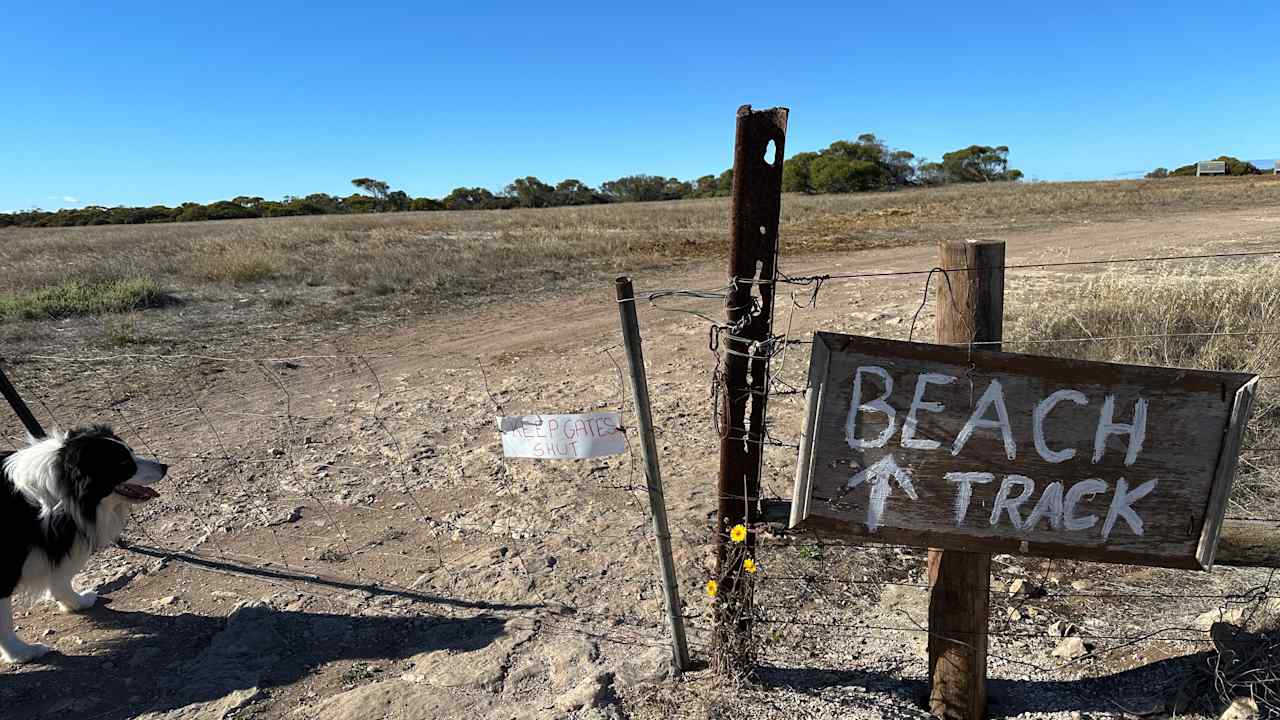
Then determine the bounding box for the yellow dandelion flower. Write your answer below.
[743,558,757,574]
[729,524,747,543]
[705,580,718,598]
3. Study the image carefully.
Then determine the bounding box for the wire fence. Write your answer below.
[3,243,1280,716]
[734,245,1280,713]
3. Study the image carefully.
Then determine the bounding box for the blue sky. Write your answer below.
[2,1,1277,212]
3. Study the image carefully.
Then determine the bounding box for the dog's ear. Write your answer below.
[59,432,134,501]
[65,425,119,442]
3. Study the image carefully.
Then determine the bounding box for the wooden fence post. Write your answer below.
[615,276,691,673]
[714,105,788,665]
[928,239,1004,720]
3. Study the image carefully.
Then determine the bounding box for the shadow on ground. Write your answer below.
[756,648,1222,718]
[0,601,515,720]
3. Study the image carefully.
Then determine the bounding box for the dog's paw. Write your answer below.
[57,590,97,613]
[1,641,52,664]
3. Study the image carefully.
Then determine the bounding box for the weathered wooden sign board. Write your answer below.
[790,332,1258,569]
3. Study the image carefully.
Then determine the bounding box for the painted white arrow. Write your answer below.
[846,454,918,532]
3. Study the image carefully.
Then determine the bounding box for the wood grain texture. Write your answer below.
[1215,519,1280,567]
[792,331,1257,569]
[790,337,829,527]
[767,500,1280,570]
[928,239,1000,720]
[615,277,690,672]
[1198,377,1259,568]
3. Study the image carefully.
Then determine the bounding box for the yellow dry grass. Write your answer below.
[1009,264,1280,512]
[0,176,1277,315]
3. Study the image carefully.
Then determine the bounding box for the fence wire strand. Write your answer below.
[4,242,1280,718]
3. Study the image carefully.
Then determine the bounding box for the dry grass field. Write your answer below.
[3,176,1280,720]
[1009,264,1280,513]
[2,176,1279,334]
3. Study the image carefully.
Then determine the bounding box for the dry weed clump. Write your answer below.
[1009,264,1280,512]
[0,278,170,320]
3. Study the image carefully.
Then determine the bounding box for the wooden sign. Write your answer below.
[790,332,1258,569]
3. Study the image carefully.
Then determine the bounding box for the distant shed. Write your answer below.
[1197,160,1227,177]
[1275,160,1279,175]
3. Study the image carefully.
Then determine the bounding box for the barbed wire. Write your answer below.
[707,242,1280,713]
[0,346,694,655]
[776,247,1280,287]
[4,240,1280,716]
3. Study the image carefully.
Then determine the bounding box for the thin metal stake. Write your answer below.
[615,276,690,673]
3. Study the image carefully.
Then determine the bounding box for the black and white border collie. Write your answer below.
[1,426,165,664]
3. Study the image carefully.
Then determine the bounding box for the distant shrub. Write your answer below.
[0,134,1022,229]
[1167,156,1261,177]
[0,279,169,320]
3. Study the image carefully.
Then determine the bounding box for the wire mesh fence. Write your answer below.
[3,244,1280,716]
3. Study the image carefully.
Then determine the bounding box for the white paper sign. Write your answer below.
[498,412,625,459]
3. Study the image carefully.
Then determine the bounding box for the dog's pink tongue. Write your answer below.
[115,484,160,501]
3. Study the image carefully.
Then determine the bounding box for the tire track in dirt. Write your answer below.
[3,206,1279,720]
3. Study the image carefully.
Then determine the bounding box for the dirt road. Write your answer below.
[2,205,1279,719]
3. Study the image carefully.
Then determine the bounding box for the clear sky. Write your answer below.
[2,1,1277,212]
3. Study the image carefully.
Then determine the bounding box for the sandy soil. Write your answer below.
[2,205,1280,720]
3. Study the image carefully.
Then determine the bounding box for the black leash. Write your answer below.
[0,364,46,439]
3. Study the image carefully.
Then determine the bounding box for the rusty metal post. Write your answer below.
[0,365,45,438]
[714,105,788,662]
[928,239,1004,720]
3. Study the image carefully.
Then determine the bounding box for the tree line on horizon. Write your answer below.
[1145,155,1265,178]
[0,136,1022,229]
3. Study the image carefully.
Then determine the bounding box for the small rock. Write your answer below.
[617,646,671,687]
[1069,579,1092,591]
[546,639,600,690]
[1048,621,1080,638]
[554,672,614,712]
[156,595,178,607]
[1195,607,1246,631]
[1221,697,1259,720]
[1052,636,1092,660]
[269,507,304,525]
[1008,578,1044,598]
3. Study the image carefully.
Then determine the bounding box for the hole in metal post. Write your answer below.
[763,139,777,166]
[751,260,765,315]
